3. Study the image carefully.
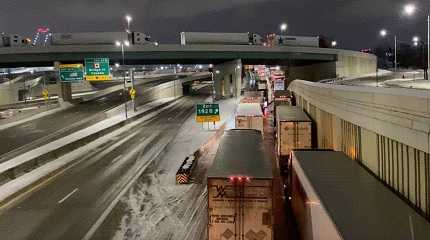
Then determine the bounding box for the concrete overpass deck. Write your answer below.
[0,44,369,67]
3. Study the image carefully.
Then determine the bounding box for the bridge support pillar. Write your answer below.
[54,62,73,102]
[213,59,242,100]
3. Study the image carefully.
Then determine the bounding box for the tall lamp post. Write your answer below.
[280,23,288,35]
[125,15,132,33]
[403,3,429,80]
[379,29,398,73]
[116,40,130,118]
[331,40,338,48]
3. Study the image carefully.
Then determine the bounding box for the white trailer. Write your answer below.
[235,103,264,134]
[207,129,273,240]
[290,150,430,240]
[180,32,262,45]
[51,31,153,45]
[276,105,312,158]
[277,35,319,47]
[51,32,128,45]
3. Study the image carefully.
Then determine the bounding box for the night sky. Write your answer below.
[0,0,429,50]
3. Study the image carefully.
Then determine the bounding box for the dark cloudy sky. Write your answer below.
[0,0,428,50]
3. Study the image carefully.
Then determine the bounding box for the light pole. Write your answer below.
[125,15,132,33]
[379,29,398,73]
[116,40,130,118]
[331,40,338,48]
[280,23,288,35]
[402,3,429,80]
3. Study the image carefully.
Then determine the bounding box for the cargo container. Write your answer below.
[235,103,264,134]
[207,129,273,240]
[180,32,262,45]
[290,150,430,240]
[240,91,263,104]
[278,35,319,47]
[267,34,319,47]
[51,31,152,45]
[276,106,312,158]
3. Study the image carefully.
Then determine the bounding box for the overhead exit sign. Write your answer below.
[196,103,220,123]
[85,58,111,81]
[59,64,84,82]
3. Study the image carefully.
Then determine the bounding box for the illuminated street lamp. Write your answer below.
[116,40,132,117]
[379,29,398,72]
[403,3,429,79]
[125,15,132,33]
[331,41,338,48]
[280,23,288,35]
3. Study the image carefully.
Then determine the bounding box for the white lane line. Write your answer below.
[58,188,79,204]
[111,155,123,164]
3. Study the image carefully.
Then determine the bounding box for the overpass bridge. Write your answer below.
[0,44,376,79]
[0,44,376,102]
[288,80,430,220]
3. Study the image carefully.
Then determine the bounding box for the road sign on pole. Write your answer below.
[59,64,84,82]
[84,58,111,81]
[196,103,220,123]
[129,88,136,99]
[42,89,49,100]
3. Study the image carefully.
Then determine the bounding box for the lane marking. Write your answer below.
[58,188,79,204]
[111,155,123,164]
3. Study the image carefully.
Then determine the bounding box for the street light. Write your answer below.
[280,23,288,35]
[331,41,338,48]
[125,15,132,33]
[379,29,398,72]
[402,3,429,80]
[403,4,417,15]
[116,40,131,118]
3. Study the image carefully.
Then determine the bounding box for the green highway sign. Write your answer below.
[59,64,84,82]
[84,58,111,81]
[196,103,220,123]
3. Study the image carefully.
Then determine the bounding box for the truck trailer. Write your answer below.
[290,150,430,240]
[267,34,320,47]
[180,32,263,45]
[207,129,273,240]
[51,31,152,45]
[235,103,264,134]
[276,105,312,158]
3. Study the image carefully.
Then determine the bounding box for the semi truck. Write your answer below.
[0,34,31,47]
[235,103,264,134]
[180,32,263,45]
[290,150,430,240]
[207,129,273,240]
[267,34,320,47]
[50,31,153,45]
[276,105,312,161]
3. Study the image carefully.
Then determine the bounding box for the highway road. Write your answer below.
[0,96,203,240]
[0,76,177,163]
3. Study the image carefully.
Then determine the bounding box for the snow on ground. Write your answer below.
[384,79,430,90]
[0,98,178,203]
[0,102,71,131]
[110,97,238,240]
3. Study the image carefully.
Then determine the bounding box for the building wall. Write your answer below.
[291,80,430,219]
[289,51,376,82]
[336,51,377,78]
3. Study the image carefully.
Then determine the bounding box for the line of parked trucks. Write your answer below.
[1,31,321,48]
